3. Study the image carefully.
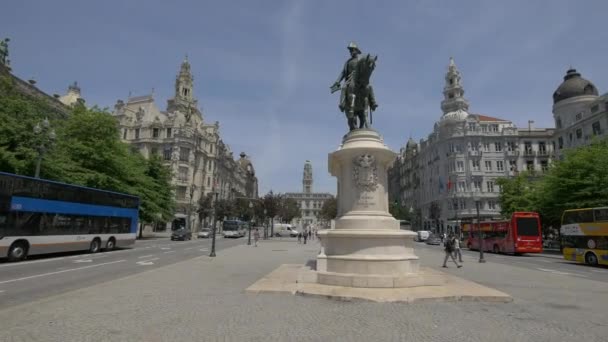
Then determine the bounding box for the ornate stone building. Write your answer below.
[285,160,333,227]
[552,68,607,156]
[112,58,258,231]
[389,58,555,234]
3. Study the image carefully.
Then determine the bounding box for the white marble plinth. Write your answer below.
[317,129,422,288]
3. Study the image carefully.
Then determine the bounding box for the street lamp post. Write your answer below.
[187,186,194,234]
[474,198,486,263]
[263,209,268,240]
[33,118,56,178]
[209,191,218,257]
[247,201,253,245]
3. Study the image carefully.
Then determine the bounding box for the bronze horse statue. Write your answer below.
[332,53,378,131]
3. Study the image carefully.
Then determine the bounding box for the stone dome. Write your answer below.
[440,109,469,124]
[553,68,598,104]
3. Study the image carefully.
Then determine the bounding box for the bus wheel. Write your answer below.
[89,239,101,253]
[105,238,116,251]
[585,252,599,266]
[493,245,500,254]
[8,241,28,262]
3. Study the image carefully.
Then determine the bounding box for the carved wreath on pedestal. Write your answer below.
[353,154,378,192]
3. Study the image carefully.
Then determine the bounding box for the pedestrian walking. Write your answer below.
[303,229,308,244]
[297,231,302,244]
[453,235,463,262]
[442,234,462,268]
[253,228,260,247]
[308,229,312,240]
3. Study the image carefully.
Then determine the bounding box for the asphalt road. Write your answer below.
[416,242,608,282]
[0,236,252,309]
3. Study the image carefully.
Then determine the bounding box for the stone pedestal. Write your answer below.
[317,129,435,288]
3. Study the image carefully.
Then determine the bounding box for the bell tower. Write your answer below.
[167,55,199,113]
[303,160,313,194]
[440,57,469,115]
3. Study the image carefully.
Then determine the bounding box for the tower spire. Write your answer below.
[303,160,313,194]
[167,56,198,112]
[440,57,469,115]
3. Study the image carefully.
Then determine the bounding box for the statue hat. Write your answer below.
[347,42,361,53]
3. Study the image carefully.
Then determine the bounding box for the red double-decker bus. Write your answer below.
[462,212,542,254]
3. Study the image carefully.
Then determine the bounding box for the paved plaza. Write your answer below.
[0,239,606,342]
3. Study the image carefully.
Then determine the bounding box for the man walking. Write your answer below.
[253,228,260,247]
[303,229,308,244]
[442,234,462,268]
[453,235,463,263]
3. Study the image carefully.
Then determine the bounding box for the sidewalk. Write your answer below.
[0,240,605,342]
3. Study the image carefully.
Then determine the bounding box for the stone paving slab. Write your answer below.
[247,264,512,303]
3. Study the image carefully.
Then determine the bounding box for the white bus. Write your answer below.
[0,172,139,261]
[222,220,247,238]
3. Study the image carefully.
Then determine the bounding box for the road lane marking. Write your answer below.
[184,247,195,250]
[536,268,588,277]
[163,251,175,254]
[0,290,4,294]
[73,259,93,263]
[160,247,171,250]
[0,257,67,268]
[136,258,159,266]
[200,249,208,252]
[590,269,608,273]
[0,260,126,285]
[138,255,156,259]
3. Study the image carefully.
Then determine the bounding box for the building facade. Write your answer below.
[552,68,607,156]
[285,160,333,227]
[112,58,258,232]
[389,58,556,234]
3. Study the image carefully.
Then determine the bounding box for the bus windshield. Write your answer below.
[223,221,240,231]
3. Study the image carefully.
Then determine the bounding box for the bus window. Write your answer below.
[594,208,608,222]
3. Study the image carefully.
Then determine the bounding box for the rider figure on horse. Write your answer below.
[331,42,378,131]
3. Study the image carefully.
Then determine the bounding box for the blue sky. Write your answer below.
[3,0,607,195]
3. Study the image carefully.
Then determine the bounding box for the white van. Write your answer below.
[274,223,299,237]
[416,231,430,241]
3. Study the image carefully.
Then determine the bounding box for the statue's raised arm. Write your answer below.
[330,42,378,132]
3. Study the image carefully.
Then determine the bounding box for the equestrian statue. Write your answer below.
[330,42,378,132]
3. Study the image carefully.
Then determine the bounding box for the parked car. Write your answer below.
[171,228,192,241]
[197,228,211,239]
[425,234,442,245]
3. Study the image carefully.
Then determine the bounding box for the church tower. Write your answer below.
[167,55,199,114]
[440,57,469,115]
[303,160,313,194]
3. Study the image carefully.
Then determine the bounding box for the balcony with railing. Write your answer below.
[523,150,536,158]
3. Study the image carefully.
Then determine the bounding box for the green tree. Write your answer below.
[496,172,539,218]
[389,201,412,221]
[262,191,280,236]
[198,192,214,227]
[536,139,608,227]
[233,197,254,222]
[214,198,235,224]
[0,75,64,174]
[320,197,338,220]
[278,197,301,223]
